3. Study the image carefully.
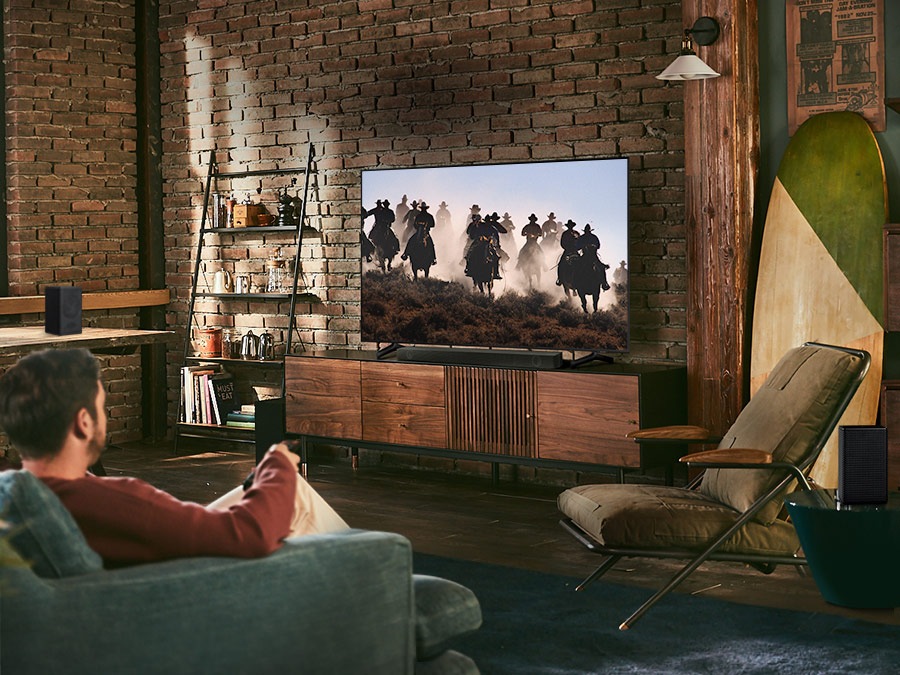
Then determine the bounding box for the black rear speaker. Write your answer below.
[254,398,285,465]
[44,286,82,336]
[837,425,888,505]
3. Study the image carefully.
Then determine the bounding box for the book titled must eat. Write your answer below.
[209,374,238,421]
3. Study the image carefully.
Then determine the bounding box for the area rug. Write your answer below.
[413,554,900,675]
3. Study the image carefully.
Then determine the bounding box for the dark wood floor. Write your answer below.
[104,439,900,626]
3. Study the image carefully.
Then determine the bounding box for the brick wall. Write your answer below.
[2,0,144,449]
[3,1,689,453]
[159,0,687,416]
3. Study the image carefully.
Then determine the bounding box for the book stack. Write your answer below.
[180,365,237,426]
[225,405,256,430]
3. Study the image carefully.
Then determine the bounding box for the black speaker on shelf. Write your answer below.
[44,286,82,336]
[837,425,888,505]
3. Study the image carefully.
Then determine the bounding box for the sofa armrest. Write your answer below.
[413,574,482,660]
[2,530,418,675]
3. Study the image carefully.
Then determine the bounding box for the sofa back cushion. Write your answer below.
[0,470,102,577]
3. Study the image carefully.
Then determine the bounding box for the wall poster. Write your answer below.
[786,0,885,134]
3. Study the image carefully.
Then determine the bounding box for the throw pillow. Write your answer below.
[0,470,102,578]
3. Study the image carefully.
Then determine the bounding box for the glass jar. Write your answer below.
[222,329,241,359]
[266,247,288,293]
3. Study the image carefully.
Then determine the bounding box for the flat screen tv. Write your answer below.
[360,157,629,355]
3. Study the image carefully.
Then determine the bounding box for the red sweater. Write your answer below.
[40,450,296,568]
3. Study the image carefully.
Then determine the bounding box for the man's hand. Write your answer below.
[270,441,301,469]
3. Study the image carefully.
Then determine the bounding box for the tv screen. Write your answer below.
[360,157,629,354]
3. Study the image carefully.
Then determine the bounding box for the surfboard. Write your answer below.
[751,111,887,487]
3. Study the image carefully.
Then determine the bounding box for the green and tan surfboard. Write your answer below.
[751,111,887,487]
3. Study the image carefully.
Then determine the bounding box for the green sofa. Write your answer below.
[0,470,482,674]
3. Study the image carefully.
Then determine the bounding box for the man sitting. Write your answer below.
[0,348,348,568]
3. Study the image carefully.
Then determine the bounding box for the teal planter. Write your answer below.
[786,490,900,609]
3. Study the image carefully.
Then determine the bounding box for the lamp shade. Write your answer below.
[656,53,720,81]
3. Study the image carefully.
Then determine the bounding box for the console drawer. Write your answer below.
[362,401,447,448]
[285,357,362,440]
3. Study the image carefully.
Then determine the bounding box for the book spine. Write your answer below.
[225,421,256,429]
[194,372,202,424]
[202,373,212,425]
[184,367,194,423]
[208,378,222,425]
[226,412,255,422]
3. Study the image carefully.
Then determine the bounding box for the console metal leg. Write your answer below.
[351,447,359,470]
[300,437,308,480]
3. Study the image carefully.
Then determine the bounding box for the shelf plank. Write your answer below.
[194,291,321,303]
[185,356,284,367]
[204,225,321,236]
[176,422,255,442]
[211,166,308,179]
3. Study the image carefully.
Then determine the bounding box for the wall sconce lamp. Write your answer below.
[657,17,721,81]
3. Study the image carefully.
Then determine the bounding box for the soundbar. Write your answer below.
[395,346,563,370]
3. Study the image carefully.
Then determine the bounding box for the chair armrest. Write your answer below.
[680,449,813,490]
[627,425,722,444]
[678,448,773,465]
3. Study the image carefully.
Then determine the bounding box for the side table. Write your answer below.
[785,489,900,608]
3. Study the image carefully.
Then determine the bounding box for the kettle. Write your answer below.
[258,331,275,361]
[240,330,259,360]
[213,269,233,294]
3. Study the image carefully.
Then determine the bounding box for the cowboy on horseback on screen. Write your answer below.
[556,219,580,287]
[401,202,438,278]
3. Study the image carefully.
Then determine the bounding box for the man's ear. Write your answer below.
[71,406,93,440]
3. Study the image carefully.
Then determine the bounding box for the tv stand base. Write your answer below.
[566,351,614,368]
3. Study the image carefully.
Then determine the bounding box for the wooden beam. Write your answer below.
[0,289,170,316]
[136,0,168,441]
[684,0,760,434]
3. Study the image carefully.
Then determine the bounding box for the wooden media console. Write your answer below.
[285,351,688,481]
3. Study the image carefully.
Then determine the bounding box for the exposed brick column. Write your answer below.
[3,0,145,446]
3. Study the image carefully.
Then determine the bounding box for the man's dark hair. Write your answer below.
[0,348,101,460]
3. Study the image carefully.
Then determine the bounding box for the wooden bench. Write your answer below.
[0,289,173,444]
[0,290,172,355]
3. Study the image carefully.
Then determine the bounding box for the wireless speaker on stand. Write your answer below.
[837,425,888,505]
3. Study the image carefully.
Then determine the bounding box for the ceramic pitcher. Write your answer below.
[213,269,233,294]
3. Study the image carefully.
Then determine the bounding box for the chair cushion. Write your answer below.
[413,574,482,660]
[558,483,800,555]
[700,344,865,524]
[0,470,102,578]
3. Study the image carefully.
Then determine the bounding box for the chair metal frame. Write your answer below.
[559,342,871,630]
